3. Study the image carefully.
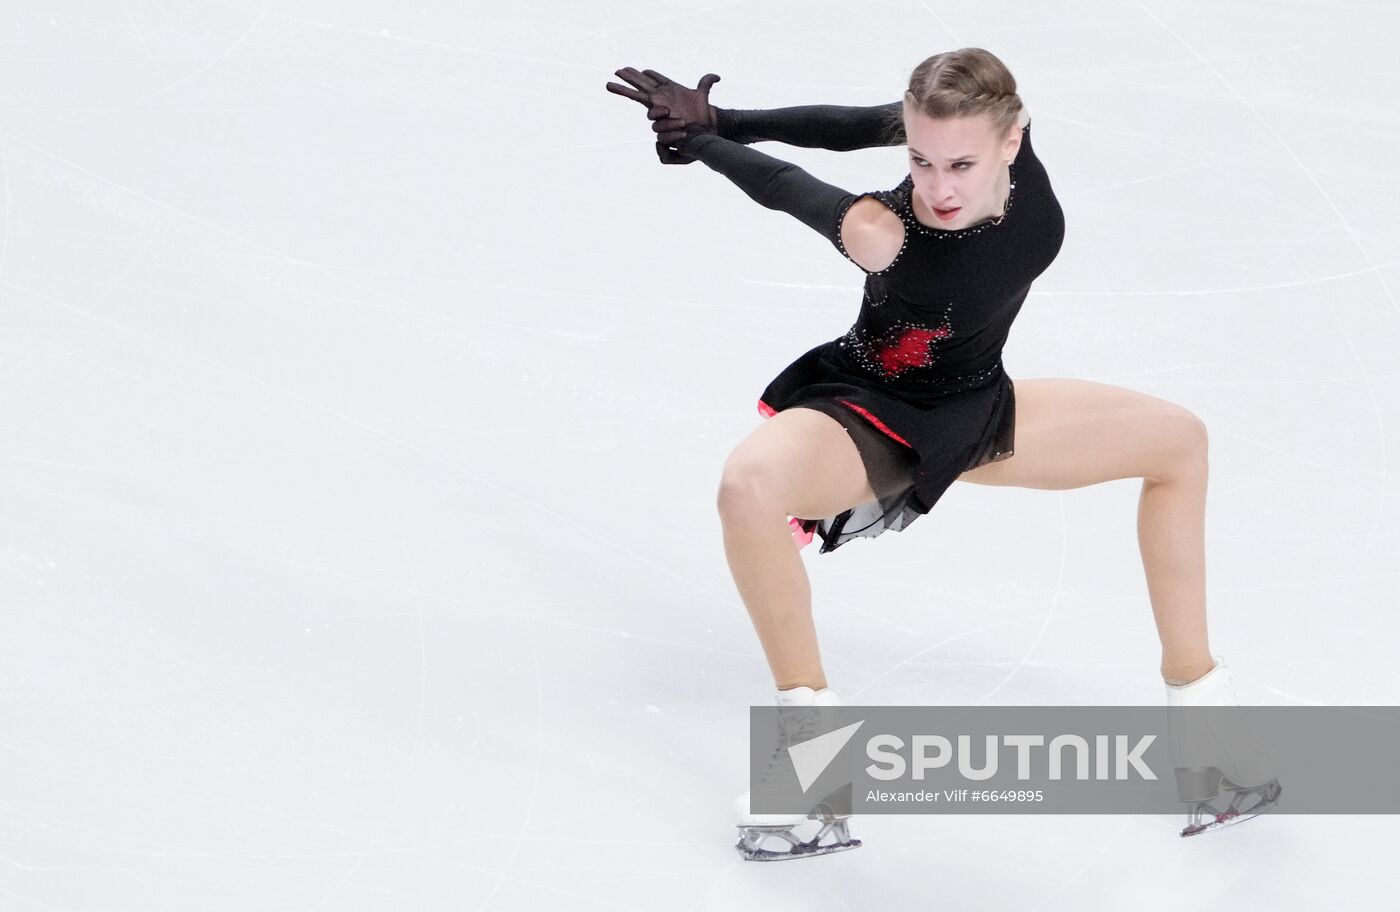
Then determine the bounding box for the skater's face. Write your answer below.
[902,106,1021,229]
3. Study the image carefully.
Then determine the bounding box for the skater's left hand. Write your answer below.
[605,67,722,164]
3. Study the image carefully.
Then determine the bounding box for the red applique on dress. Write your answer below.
[873,325,950,377]
[838,304,957,382]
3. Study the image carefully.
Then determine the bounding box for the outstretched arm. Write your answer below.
[605,67,906,159]
[676,131,871,269]
[715,102,906,151]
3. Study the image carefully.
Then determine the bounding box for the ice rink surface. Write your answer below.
[2,1,1399,909]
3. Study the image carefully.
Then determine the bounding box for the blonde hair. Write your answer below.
[885,47,1024,142]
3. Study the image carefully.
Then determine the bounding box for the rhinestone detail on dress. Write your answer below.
[837,312,1004,389]
[837,301,955,380]
[833,190,907,277]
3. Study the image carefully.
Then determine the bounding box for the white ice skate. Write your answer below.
[734,685,862,861]
[1165,656,1282,837]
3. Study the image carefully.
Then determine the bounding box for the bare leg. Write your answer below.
[716,406,877,692]
[957,378,1220,685]
[1138,456,1215,685]
[719,499,827,691]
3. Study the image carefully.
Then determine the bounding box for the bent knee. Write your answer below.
[716,460,785,518]
[1173,410,1209,458]
[1153,410,1209,481]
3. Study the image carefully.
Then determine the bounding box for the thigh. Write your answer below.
[957,378,1206,489]
[721,406,878,519]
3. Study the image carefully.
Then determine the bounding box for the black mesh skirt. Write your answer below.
[755,344,1017,555]
[786,398,924,551]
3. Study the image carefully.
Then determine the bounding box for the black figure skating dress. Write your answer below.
[681,104,1066,553]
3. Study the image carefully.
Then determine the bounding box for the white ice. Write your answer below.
[1,1,1398,910]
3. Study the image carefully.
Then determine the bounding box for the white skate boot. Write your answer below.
[733,685,861,861]
[1165,656,1282,837]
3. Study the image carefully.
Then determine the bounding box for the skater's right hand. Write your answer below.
[605,67,723,164]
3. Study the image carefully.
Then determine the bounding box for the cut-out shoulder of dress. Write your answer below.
[838,194,907,275]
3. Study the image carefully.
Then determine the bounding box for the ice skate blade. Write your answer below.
[1179,780,1282,838]
[735,817,862,862]
[735,834,862,862]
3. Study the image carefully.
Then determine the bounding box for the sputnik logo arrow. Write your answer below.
[788,720,865,792]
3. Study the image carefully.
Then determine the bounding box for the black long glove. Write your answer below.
[606,67,875,268]
[606,66,905,161]
[716,102,906,150]
[672,127,865,264]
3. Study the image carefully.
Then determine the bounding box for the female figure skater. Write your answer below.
[606,48,1279,858]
